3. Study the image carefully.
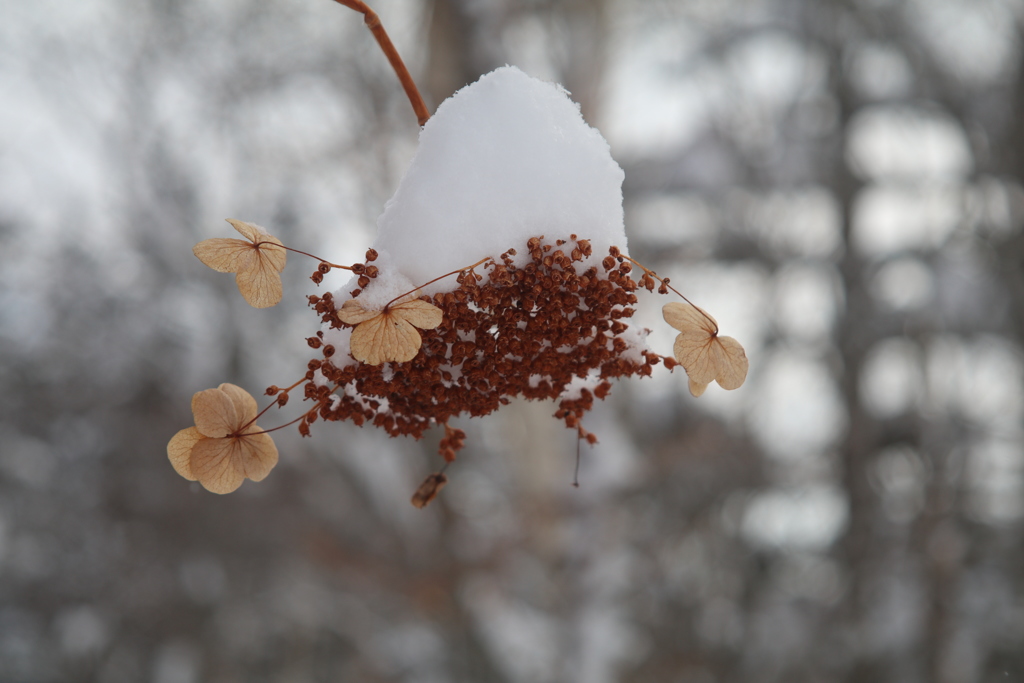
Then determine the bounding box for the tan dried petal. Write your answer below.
[235,263,284,309]
[192,238,257,273]
[349,311,424,365]
[189,430,279,494]
[338,298,381,325]
[193,219,287,308]
[226,219,287,272]
[663,302,748,397]
[410,472,448,509]
[393,299,444,329]
[235,431,279,482]
[343,297,443,365]
[710,335,748,390]
[189,437,247,494]
[167,426,202,481]
[217,382,258,424]
[663,300,717,336]
[191,387,238,438]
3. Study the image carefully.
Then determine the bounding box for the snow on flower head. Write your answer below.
[175,61,747,508]
[369,66,627,295]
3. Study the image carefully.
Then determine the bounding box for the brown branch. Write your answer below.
[329,0,431,126]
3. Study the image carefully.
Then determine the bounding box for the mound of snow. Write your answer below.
[365,65,627,294]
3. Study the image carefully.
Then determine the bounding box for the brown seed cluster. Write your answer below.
[300,235,667,459]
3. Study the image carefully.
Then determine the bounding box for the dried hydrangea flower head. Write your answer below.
[171,64,749,506]
[306,235,662,453]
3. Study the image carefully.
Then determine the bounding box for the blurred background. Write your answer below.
[2,0,1024,681]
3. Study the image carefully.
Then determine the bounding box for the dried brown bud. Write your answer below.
[410,473,448,509]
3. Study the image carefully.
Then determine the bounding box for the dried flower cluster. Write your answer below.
[303,236,665,454]
[168,5,748,505]
[172,223,748,505]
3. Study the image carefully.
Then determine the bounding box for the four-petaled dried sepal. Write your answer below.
[410,472,448,509]
[166,383,279,494]
[662,301,748,397]
[338,296,443,365]
[193,219,287,308]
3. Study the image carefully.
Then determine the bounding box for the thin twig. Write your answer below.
[329,0,431,126]
[254,241,354,270]
[572,433,581,488]
[383,257,493,309]
[240,377,307,431]
[623,254,719,334]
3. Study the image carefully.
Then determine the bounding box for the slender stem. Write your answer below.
[243,382,342,436]
[572,432,581,488]
[329,0,431,126]
[239,377,307,431]
[383,257,493,309]
[277,244,353,270]
[246,412,314,436]
[253,241,354,270]
[623,255,719,334]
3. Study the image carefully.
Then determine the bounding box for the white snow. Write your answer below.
[320,326,357,370]
[364,65,627,295]
[617,324,652,365]
[561,372,602,401]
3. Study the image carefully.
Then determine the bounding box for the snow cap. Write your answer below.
[371,65,627,292]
